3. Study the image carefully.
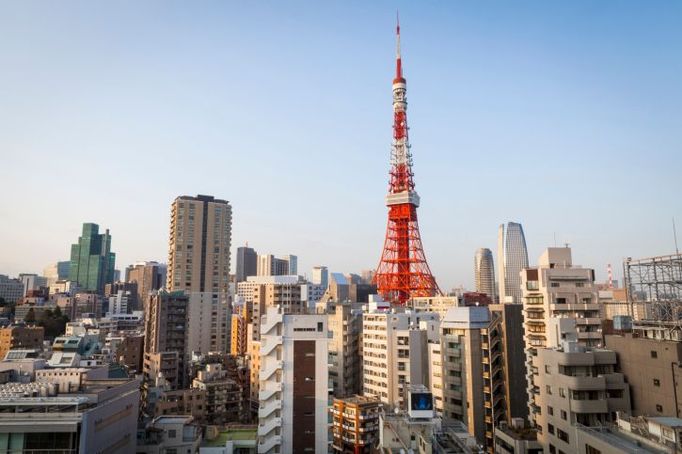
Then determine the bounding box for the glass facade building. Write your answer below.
[69,223,116,294]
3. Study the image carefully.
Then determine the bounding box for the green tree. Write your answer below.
[24,308,36,323]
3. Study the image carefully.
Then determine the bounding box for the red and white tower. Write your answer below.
[374,19,440,305]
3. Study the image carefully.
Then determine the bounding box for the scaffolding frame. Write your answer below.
[624,254,682,330]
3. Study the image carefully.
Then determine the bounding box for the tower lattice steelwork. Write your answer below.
[374,20,440,305]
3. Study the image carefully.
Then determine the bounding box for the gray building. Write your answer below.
[0,275,23,304]
[235,246,258,282]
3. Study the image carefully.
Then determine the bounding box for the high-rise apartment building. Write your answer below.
[475,248,496,301]
[68,222,116,294]
[186,291,229,355]
[497,222,529,303]
[126,261,164,310]
[522,248,603,430]
[143,291,189,390]
[257,308,329,454]
[531,319,630,453]
[167,195,232,293]
[362,299,439,410]
[236,246,258,282]
[18,274,48,297]
[433,306,506,451]
[327,302,363,398]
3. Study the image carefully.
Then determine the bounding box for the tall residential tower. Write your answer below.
[167,195,232,293]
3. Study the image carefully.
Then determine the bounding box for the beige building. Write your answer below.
[606,333,682,417]
[410,295,459,316]
[167,194,231,293]
[434,306,506,452]
[327,302,363,398]
[361,298,438,411]
[0,325,44,360]
[126,261,164,311]
[531,319,631,453]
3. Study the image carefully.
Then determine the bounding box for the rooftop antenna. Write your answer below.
[674,217,680,255]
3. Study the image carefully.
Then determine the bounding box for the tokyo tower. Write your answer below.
[374,18,440,305]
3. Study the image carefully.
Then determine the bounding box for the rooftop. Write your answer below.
[202,427,257,447]
[576,425,668,454]
[648,416,682,428]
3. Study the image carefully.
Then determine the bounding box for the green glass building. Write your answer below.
[69,223,116,294]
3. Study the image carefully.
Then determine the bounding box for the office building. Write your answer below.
[256,254,295,277]
[327,301,364,397]
[108,290,132,315]
[167,194,232,293]
[311,265,328,288]
[0,378,139,453]
[475,248,496,301]
[68,222,116,294]
[606,333,682,417]
[43,261,71,287]
[0,325,44,360]
[18,274,48,297]
[529,319,631,453]
[126,261,164,310]
[257,308,329,454]
[331,395,381,453]
[362,300,438,410]
[0,275,24,304]
[236,246,258,282]
[497,222,529,303]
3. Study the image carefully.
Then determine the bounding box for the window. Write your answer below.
[561,410,567,420]
[586,446,602,454]
[651,351,658,358]
[168,430,177,438]
[551,282,560,288]
[546,385,552,395]
[559,388,566,398]
[654,379,661,387]
[549,444,556,454]
[547,406,554,416]
[656,404,663,412]
[545,365,551,374]
[557,429,569,443]
[547,423,555,435]
[317,322,323,332]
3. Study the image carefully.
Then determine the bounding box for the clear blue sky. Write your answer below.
[1,1,680,290]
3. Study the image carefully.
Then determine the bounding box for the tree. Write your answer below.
[24,308,36,323]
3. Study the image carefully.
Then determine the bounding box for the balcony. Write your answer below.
[570,399,607,413]
[261,313,283,335]
[562,375,605,390]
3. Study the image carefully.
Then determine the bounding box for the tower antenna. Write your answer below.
[674,217,680,255]
[374,17,440,305]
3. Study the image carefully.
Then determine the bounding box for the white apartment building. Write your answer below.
[257,308,328,454]
[362,298,439,411]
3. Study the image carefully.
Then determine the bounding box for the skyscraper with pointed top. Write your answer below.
[497,222,529,303]
[374,18,440,305]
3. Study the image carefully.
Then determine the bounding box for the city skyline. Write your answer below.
[1,2,681,290]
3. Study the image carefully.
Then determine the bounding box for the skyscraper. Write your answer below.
[474,248,496,301]
[125,261,164,311]
[68,223,116,294]
[167,195,232,293]
[311,266,328,288]
[256,254,295,276]
[497,222,529,303]
[235,246,257,282]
